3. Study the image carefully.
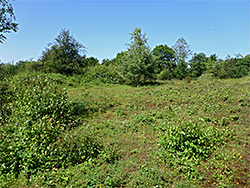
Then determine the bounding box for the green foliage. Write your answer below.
[85,64,123,84]
[0,0,18,43]
[0,63,18,79]
[0,75,102,177]
[172,37,192,63]
[84,57,99,67]
[40,29,86,75]
[189,52,208,78]
[118,27,157,86]
[157,68,174,80]
[205,54,218,73]
[1,70,250,187]
[212,55,250,79]
[16,60,46,73]
[212,61,227,79]
[158,121,232,178]
[172,37,192,79]
[174,60,188,79]
[152,44,176,73]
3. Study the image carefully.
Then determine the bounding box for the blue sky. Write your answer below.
[0,0,249,63]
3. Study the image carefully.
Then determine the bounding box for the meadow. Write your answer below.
[1,73,249,187]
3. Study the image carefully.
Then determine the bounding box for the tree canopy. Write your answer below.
[118,27,156,86]
[0,0,18,43]
[152,44,176,73]
[40,29,86,75]
[172,37,192,64]
[172,37,192,79]
[189,52,208,78]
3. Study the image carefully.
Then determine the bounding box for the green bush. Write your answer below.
[158,121,232,177]
[0,63,18,79]
[85,65,123,84]
[0,75,102,177]
[157,68,174,80]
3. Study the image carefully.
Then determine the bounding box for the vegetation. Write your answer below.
[1,26,250,187]
[0,74,103,178]
[40,29,86,75]
[152,44,176,80]
[118,27,157,86]
[0,0,18,43]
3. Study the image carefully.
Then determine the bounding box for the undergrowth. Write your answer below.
[1,73,249,187]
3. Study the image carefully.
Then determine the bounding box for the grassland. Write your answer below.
[2,75,250,187]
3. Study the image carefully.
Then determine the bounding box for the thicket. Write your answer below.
[158,121,233,178]
[0,74,102,177]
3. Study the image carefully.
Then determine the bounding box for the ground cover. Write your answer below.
[1,75,250,187]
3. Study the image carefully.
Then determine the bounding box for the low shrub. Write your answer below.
[157,69,174,80]
[0,75,102,177]
[158,121,232,178]
[84,65,123,84]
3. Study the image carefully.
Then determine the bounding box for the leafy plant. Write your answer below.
[158,121,232,178]
[0,74,102,177]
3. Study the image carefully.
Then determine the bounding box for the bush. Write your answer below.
[0,75,102,177]
[0,63,18,79]
[158,121,232,177]
[157,68,174,80]
[85,65,123,84]
[197,73,214,81]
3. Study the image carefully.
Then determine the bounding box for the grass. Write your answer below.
[2,75,250,187]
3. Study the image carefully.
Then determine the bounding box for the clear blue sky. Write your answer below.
[0,0,249,63]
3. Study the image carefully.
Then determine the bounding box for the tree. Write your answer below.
[152,44,176,73]
[205,54,218,73]
[189,52,208,78]
[212,55,250,79]
[85,57,99,67]
[172,37,192,79]
[102,58,114,66]
[0,0,18,43]
[172,37,192,64]
[118,27,156,86]
[40,29,86,75]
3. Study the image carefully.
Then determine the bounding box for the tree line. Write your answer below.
[1,1,250,85]
[1,27,250,86]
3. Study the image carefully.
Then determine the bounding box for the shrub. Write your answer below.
[0,75,102,177]
[158,121,232,177]
[157,68,174,80]
[0,63,18,79]
[85,65,123,84]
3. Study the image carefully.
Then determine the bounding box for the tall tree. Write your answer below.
[40,29,86,75]
[205,54,218,73]
[0,0,18,43]
[172,37,192,79]
[172,37,192,63]
[118,27,156,86]
[152,44,176,73]
[189,52,208,78]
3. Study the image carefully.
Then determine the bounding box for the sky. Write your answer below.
[0,0,249,63]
